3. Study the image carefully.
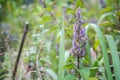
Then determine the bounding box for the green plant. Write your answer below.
[0,0,120,80]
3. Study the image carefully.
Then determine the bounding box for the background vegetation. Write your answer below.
[0,0,120,80]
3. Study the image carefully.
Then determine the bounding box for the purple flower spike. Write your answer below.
[71,7,87,57]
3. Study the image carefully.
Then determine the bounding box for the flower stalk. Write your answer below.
[71,7,87,80]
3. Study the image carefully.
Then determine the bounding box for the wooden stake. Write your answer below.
[12,22,29,80]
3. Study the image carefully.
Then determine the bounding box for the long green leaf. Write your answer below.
[58,19,65,80]
[86,39,91,66]
[98,12,116,25]
[105,35,120,80]
[86,23,113,80]
[46,69,58,80]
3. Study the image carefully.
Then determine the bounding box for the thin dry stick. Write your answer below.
[77,53,81,80]
[12,22,29,80]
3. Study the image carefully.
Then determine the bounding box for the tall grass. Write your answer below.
[106,35,120,80]
[86,23,113,80]
[85,23,120,80]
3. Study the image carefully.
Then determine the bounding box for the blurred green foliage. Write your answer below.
[0,0,120,80]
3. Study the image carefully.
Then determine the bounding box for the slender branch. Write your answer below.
[12,22,29,80]
[39,0,61,27]
[77,53,81,80]
[39,0,56,20]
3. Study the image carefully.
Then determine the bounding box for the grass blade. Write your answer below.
[58,19,65,80]
[86,23,113,80]
[46,69,58,80]
[105,35,120,80]
[98,12,116,25]
[86,39,91,66]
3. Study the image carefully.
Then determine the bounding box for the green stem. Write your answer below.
[58,19,65,80]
